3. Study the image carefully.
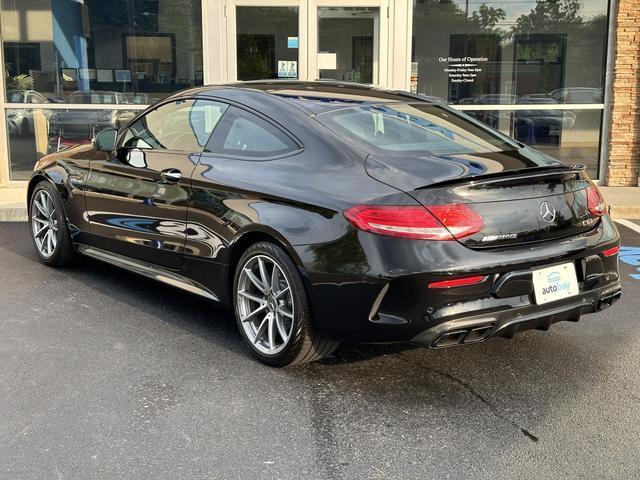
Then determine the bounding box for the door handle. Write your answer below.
[160,168,182,183]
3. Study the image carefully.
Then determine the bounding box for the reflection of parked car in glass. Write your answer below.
[460,94,518,105]
[6,90,49,137]
[549,87,603,104]
[66,90,131,105]
[123,92,151,105]
[513,97,575,146]
[48,91,137,152]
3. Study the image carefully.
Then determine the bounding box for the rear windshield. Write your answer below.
[316,103,516,156]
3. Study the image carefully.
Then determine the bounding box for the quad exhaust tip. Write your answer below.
[597,289,621,311]
[432,288,621,348]
[432,324,495,348]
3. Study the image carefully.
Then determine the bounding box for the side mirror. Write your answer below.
[95,128,118,152]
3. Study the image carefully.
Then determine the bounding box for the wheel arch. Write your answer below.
[27,173,54,205]
[27,171,76,225]
[226,227,310,305]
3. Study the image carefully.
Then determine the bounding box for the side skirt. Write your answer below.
[76,244,219,302]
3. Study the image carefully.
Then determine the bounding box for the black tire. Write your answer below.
[28,180,77,267]
[233,241,338,367]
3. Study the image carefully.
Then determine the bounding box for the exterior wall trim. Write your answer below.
[600,0,618,183]
[0,8,9,188]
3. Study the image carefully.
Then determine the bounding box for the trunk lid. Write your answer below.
[365,149,599,249]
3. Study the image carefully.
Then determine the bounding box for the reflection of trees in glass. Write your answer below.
[413,0,608,100]
[413,1,505,35]
[511,0,607,95]
[236,7,298,81]
[510,0,607,96]
[469,5,506,32]
[412,1,506,102]
[237,35,275,80]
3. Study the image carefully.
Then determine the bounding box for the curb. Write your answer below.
[608,205,640,220]
[0,207,28,222]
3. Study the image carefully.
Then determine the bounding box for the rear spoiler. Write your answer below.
[416,164,587,190]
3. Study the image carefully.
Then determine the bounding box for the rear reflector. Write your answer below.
[344,204,484,241]
[602,245,620,257]
[586,185,606,217]
[428,275,487,289]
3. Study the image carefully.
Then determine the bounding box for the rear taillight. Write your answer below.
[602,245,619,257]
[343,204,484,241]
[586,185,606,217]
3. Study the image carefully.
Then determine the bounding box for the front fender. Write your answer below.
[27,146,96,234]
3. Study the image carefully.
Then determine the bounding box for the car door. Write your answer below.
[184,105,303,295]
[84,98,228,269]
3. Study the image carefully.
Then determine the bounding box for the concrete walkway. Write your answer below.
[2,185,640,221]
[0,187,27,222]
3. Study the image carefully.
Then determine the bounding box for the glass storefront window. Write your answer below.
[411,0,609,105]
[236,7,299,81]
[464,108,602,178]
[2,0,203,105]
[6,107,141,180]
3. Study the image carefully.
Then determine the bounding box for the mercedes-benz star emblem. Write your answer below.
[539,201,556,223]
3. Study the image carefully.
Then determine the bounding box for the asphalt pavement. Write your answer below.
[1,222,639,479]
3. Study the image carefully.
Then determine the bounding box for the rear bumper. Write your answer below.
[411,281,622,348]
[295,215,621,345]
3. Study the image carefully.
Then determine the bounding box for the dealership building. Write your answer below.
[0,0,638,190]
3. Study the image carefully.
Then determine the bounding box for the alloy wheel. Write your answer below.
[31,190,58,258]
[236,254,295,355]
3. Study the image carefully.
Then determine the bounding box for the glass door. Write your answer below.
[317,7,378,83]
[309,0,387,85]
[227,0,307,81]
[225,0,387,85]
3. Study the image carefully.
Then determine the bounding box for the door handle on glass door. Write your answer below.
[160,168,182,183]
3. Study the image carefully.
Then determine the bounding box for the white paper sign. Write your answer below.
[318,52,337,70]
[277,60,298,78]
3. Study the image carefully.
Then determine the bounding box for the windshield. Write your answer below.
[316,103,517,156]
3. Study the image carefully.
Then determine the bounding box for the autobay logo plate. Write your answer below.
[532,262,579,305]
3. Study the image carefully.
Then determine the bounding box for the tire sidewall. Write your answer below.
[29,181,68,266]
[233,242,310,366]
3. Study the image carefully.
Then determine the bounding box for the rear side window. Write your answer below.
[207,107,299,158]
[122,99,227,152]
[317,103,515,156]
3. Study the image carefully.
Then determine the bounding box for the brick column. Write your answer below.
[606,0,640,186]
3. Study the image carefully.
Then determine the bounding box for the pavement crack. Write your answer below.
[395,353,539,443]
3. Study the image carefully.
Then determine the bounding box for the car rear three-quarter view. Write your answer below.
[26,81,621,367]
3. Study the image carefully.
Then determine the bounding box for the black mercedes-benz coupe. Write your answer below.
[27,80,621,366]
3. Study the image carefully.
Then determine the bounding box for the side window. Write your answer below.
[208,107,299,158]
[121,99,228,152]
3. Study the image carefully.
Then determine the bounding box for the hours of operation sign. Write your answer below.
[439,56,488,83]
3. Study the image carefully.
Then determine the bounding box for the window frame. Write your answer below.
[197,99,304,162]
[116,96,229,154]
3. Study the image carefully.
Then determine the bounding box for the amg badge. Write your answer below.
[482,233,518,242]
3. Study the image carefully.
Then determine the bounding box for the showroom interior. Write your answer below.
[0,0,637,189]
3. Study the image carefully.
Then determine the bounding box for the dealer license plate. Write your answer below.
[532,262,579,305]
